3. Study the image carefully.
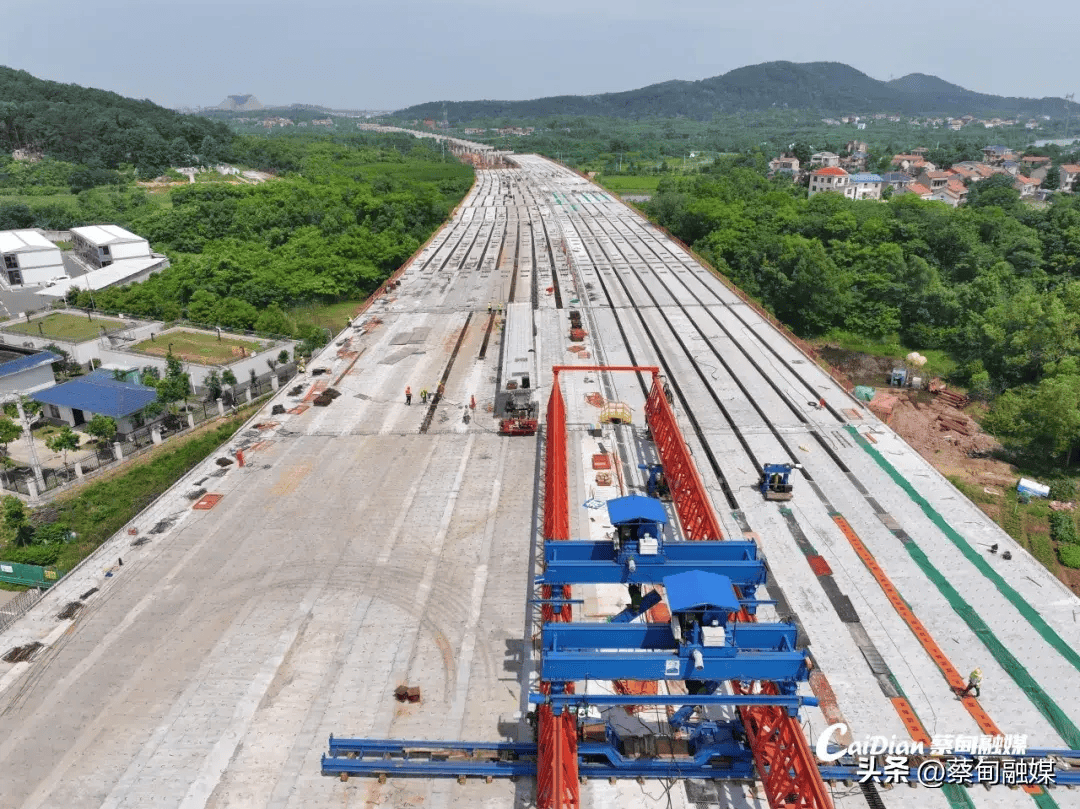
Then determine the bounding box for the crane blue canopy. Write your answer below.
[664,570,741,614]
[606,494,668,527]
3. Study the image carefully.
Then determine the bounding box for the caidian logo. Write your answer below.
[815,723,926,763]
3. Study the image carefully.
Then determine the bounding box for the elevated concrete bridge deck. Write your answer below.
[0,157,1077,809]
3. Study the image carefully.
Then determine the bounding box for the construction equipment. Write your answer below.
[540,571,807,684]
[498,302,538,436]
[637,463,670,500]
[501,417,538,436]
[759,463,800,501]
[324,569,814,786]
[542,495,767,608]
[326,369,835,809]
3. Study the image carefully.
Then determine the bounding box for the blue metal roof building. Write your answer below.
[34,370,157,419]
[0,350,59,380]
[0,349,60,396]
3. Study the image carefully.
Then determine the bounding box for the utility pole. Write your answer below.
[14,398,45,496]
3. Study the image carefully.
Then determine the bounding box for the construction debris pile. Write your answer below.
[873,388,998,466]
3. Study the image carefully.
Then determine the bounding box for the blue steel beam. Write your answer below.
[546,539,759,563]
[541,649,809,682]
[542,622,796,652]
[322,754,537,779]
[577,740,754,780]
[328,736,536,757]
[540,558,766,587]
[541,541,766,588]
[529,693,818,711]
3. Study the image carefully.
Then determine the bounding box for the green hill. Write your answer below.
[0,65,233,175]
[396,61,1080,122]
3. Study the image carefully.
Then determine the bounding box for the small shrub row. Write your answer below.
[1,543,62,566]
[1049,511,1078,546]
[1058,544,1080,569]
[1048,477,1078,502]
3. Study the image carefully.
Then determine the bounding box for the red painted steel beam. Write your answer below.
[643,380,724,541]
[537,706,580,809]
[539,374,580,809]
[544,377,569,543]
[550,365,660,376]
[735,682,833,809]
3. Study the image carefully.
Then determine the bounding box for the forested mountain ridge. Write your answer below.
[0,65,233,175]
[396,61,1080,122]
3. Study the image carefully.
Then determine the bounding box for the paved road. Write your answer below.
[0,157,1077,809]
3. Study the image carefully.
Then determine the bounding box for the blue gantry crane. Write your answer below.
[542,494,767,612]
[323,566,817,784]
[322,494,817,786]
[540,570,806,685]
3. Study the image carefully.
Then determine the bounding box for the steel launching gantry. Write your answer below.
[323,367,835,809]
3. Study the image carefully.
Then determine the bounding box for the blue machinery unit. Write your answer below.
[322,493,1080,787]
[759,463,800,501]
[637,463,671,500]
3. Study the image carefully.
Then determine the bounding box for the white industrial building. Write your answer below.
[0,229,65,286]
[37,256,169,301]
[70,224,150,269]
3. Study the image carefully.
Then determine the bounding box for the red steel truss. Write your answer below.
[643,382,724,540]
[734,681,834,808]
[536,706,579,809]
[538,366,830,809]
[544,376,569,544]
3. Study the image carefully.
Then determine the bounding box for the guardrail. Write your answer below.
[0,587,44,634]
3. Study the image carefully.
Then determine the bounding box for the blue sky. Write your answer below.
[6,0,1079,110]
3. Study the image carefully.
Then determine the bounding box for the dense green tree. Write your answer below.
[156,353,191,406]
[965,174,1021,210]
[45,427,80,466]
[1043,165,1060,191]
[85,415,117,444]
[791,142,812,167]
[255,303,292,336]
[0,416,22,454]
[984,374,1080,462]
[3,495,34,546]
[204,371,222,401]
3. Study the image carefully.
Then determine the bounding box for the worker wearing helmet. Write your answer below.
[959,668,982,698]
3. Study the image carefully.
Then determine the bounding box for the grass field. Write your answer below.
[288,300,364,333]
[813,329,958,379]
[0,192,79,206]
[132,330,267,365]
[596,175,663,197]
[5,313,124,342]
